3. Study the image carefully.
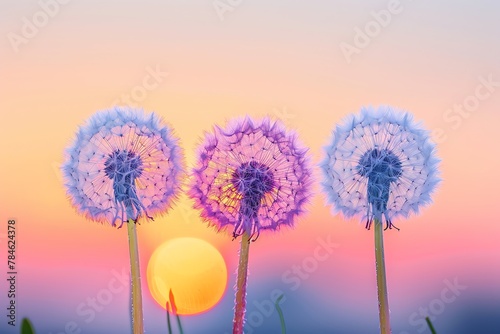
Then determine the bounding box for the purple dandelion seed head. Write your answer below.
[231,160,275,196]
[189,116,313,240]
[62,107,184,227]
[320,106,441,230]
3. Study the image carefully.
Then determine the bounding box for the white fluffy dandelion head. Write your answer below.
[320,106,440,228]
[62,107,184,227]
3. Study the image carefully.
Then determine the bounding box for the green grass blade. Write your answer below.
[166,302,173,334]
[168,289,184,334]
[425,317,437,334]
[175,313,184,334]
[274,293,286,334]
[20,318,35,334]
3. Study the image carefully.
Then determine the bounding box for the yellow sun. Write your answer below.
[147,237,228,315]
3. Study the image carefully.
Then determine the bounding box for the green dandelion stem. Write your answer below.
[374,217,391,334]
[127,219,144,334]
[233,232,251,334]
[426,317,437,334]
[274,294,286,334]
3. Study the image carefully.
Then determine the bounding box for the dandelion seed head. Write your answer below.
[62,107,184,226]
[320,106,440,229]
[189,117,312,239]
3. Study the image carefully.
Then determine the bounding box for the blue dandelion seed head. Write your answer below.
[320,106,441,229]
[62,107,184,227]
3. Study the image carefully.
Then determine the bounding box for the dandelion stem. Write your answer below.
[374,217,391,334]
[233,232,251,334]
[127,219,144,334]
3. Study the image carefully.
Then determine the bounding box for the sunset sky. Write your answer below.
[1,1,499,333]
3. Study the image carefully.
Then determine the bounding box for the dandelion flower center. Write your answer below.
[231,160,274,216]
[104,149,144,204]
[357,148,402,227]
[357,148,402,181]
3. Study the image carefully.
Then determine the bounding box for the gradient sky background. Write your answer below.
[1,0,500,333]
